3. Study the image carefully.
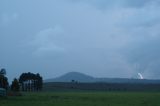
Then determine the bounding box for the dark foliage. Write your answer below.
[0,68,9,90]
[19,72,43,91]
[11,78,20,92]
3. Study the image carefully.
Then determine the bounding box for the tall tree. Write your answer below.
[0,68,6,75]
[11,78,20,92]
[37,73,43,91]
[0,68,8,90]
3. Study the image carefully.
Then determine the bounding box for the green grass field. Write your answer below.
[0,92,160,106]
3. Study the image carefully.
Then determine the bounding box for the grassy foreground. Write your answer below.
[0,92,160,106]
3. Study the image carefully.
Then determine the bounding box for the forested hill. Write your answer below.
[44,72,160,84]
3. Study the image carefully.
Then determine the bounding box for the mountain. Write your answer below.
[44,72,160,84]
[45,72,95,82]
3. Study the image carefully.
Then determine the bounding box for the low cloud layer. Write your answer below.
[0,0,160,81]
[31,27,65,57]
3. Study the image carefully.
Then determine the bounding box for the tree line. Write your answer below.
[19,72,43,91]
[0,68,43,92]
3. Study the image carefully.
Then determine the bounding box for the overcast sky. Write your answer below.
[1,0,160,82]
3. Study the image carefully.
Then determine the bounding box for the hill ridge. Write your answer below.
[44,72,160,84]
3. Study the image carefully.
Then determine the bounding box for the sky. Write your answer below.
[1,0,160,82]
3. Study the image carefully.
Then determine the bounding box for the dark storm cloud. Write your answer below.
[0,0,160,82]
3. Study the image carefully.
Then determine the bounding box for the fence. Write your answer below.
[0,88,6,96]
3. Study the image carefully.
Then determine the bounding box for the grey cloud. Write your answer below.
[0,0,160,82]
[30,27,65,57]
[70,0,153,10]
[0,13,19,27]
